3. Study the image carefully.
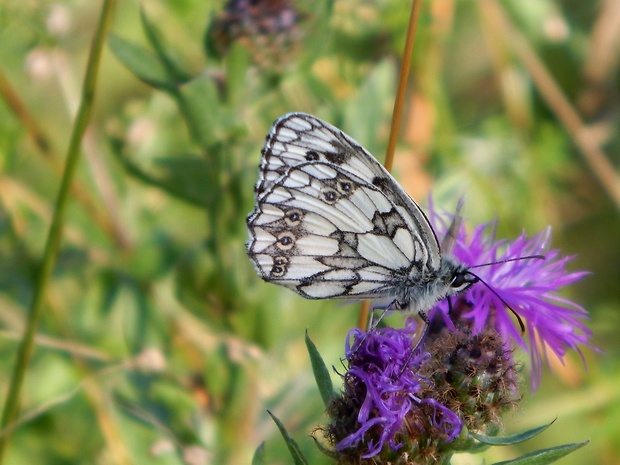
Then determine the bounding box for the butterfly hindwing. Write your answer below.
[248,165,409,299]
[247,114,442,302]
[247,113,479,314]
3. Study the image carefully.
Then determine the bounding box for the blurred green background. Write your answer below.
[0,1,618,464]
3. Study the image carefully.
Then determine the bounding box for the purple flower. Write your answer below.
[428,206,592,389]
[330,318,462,458]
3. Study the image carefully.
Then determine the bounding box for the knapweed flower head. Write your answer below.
[207,0,303,68]
[325,318,462,463]
[423,326,520,435]
[428,205,592,389]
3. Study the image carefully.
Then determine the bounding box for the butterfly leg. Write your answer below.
[410,320,429,352]
[350,300,401,359]
[406,309,429,351]
[446,296,459,328]
[367,299,405,331]
[397,320,430,379]
[368,307,388,332]
[417,310,430,325]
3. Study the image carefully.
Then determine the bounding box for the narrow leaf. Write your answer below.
[470,420,555,445]
[139,6,189,83]
[224,43,251,106]
[108,35,171,89]
[108,137,210,207]
[305,330,334,408]
[251,442,266,465]
[177,75,221,147]
[267,411,309,465]
[492,441,589,465]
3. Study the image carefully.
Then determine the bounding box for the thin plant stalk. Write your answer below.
[0,0,117,460]
[0,69,128,249]
[0,69,52,158]
[384,0,424,173]
[357,0,424,330]
[481,0,620,210]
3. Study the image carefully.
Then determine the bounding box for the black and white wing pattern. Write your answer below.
[246,113,452,309]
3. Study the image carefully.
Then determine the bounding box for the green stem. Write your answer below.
[0,0,116,460]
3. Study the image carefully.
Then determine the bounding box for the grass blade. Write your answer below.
[267,410,309,465]
[305,330,334,408]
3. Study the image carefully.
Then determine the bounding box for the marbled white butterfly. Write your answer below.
[246,113,478,317]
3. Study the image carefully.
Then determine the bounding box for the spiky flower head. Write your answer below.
[321,205,591,463]
[428,206,592,389]
[422,321,520,435]
[207,0,303,69]
[325,319,462,464]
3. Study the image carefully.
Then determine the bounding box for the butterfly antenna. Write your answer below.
[467,272,526,334]
[463,255,544,335]
[468,254,545,269]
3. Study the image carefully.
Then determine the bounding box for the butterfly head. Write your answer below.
[440,255,479,296]
[401,255,478,315]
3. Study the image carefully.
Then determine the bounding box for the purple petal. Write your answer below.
[429,208,593,389]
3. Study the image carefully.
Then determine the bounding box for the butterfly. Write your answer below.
[246,113,479,318]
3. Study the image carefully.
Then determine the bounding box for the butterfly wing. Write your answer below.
[247,113,441,301]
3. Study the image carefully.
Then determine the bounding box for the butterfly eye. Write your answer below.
[276,232,295,250]
[452,275,465,288]
[451,272,477,289]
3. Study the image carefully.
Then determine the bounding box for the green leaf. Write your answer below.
[305,330,335,408]
[251,442,266,465]
[492,441,589,465]
[225,43,252,106]
[139,6,190,83]
[267,410,309,465]
[177,75,224,147]
[470,420,556,445]
[108,137,211,207]
[108,34,172,89]
[152,157,215,205]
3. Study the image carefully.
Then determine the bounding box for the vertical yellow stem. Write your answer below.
[358,0,424,330]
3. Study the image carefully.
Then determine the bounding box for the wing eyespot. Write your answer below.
[337,181,353,195]
[271,266,285,277]
[284,209,303,226]
[276,231,295,250]
[323,188,339,204]
[305,150,320,161]
[270,256,289,277]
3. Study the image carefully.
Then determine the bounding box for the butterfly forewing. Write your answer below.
[247,113,443,302]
